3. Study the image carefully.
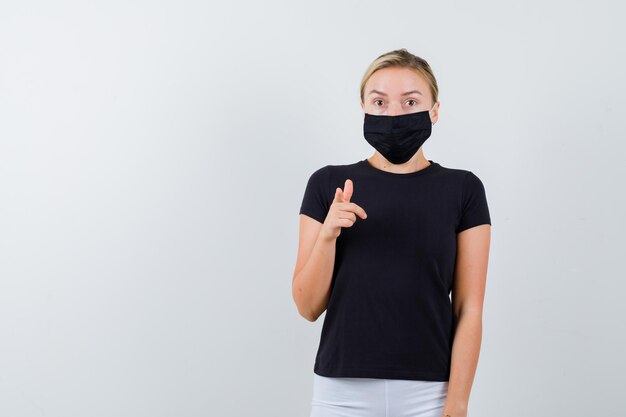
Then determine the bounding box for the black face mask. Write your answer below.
[363,107,435,165]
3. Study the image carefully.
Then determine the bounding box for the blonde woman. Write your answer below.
[292,49,491,417]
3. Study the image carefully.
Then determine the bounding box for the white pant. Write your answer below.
[310,373,448,417]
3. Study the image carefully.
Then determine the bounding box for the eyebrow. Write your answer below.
[368,89,423,97]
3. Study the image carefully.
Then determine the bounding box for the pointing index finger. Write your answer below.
[343,179,353,203]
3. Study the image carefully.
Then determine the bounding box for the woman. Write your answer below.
[292,49,492,417]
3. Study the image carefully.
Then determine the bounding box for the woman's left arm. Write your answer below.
[441,224,491,417]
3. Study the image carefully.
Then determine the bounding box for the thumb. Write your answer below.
[333,186,344,204]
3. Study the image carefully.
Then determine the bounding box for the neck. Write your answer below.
[367,152,431,174]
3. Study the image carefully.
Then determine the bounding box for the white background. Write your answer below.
[1,1,624,416]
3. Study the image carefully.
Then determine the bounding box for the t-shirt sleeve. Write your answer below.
[299,165,331,224]
[456,171,492,233]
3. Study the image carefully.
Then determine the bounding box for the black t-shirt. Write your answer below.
[298,158,491,381]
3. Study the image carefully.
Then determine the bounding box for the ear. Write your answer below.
[360,100,364,111]
[430,100,440,124]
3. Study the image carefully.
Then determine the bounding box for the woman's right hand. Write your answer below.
[319,179,368,242]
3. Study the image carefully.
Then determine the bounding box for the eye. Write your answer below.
[407,99,417,106]
[374,99,384,106]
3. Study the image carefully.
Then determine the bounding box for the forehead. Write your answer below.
[365,67,430,98]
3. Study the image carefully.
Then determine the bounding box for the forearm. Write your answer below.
[442,311,482,416]
[292,235,337,321]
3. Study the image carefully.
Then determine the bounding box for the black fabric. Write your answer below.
[298,159,491,381]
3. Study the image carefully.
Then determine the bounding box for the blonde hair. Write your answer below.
[360,48,439,106]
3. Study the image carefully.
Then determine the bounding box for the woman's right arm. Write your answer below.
[292,179,367,322]
[291,217,337,322]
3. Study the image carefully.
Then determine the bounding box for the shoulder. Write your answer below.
[327,160,362,171]
[306,164,332,180]
[435,162,486,186]
[306,160,362,180]
[303,162,342,185]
